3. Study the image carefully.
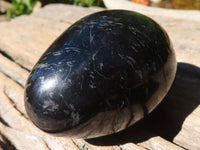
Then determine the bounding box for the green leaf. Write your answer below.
[6,0,38,19]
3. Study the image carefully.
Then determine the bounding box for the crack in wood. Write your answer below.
[0,116,10,127]
[42,139,52,150]
[1,71,24,88]
[0,49,31,72]
[71,139,86,150]
[0,49,14,62]
[172,142,187,150]
[0,132,16,150]
[3,88,28,120]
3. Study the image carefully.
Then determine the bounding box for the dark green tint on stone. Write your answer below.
[24,10,176,138]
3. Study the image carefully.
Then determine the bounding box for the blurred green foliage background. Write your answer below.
[6,0,200,19]
[6,0,104,18]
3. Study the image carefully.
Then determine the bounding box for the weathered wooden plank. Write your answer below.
[120,143,147,150]
[73,139,120,150]
[0,54,29,86]
[2,72,27,116]
[0,3,200,150]
[138,136,184,150]
[0,21,53,70]
[0,123,50,150]
[32,4,104,23]
[174,106,200,150]
[0,41,38,70]
[8,16,71,56]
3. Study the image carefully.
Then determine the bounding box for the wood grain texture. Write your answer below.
[0,4,199,150]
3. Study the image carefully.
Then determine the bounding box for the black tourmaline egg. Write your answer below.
[25,10,176,138]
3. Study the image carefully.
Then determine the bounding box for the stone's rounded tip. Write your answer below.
[24,10,176,138]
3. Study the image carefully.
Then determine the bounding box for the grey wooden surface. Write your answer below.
[0,4,199,150]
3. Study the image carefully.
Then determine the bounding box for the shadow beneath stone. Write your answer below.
[86,62,200,146]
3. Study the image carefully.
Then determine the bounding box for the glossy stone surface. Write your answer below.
[24,10,176,138]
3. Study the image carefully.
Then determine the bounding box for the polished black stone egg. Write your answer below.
[24,10,176,138]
